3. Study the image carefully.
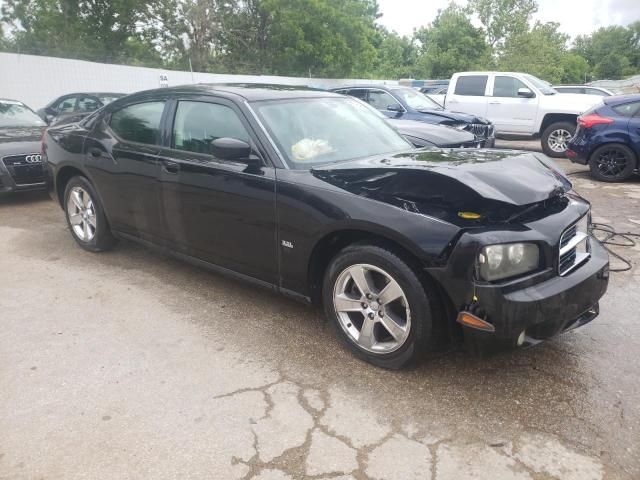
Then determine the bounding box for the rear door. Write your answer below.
[157,98,278,284]
[84,100,167,241]
[445,74,489,117]
[488,75,538,133]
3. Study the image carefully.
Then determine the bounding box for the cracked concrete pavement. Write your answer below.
[1,154,639,479]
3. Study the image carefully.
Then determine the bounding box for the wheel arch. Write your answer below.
[55,165,87,207]
[539,113,578,134]
[306,228,456,337]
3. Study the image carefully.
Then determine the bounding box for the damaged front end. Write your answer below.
[312,149,609,353]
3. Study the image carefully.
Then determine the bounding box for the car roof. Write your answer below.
[120,84,339,103]
[603,94,640,105]
[331,85,409,91]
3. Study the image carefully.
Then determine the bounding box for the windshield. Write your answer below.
[391,87,442,111]
[523,74,556,95]
[253,97,412,168]
[0,101,46,128]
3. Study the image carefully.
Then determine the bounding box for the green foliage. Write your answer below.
[1,0,638,82]
[497,22,568,83]
[466,0,537,50]
[414,4,491,79]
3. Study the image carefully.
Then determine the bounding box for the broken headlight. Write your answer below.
[477,243,540,282]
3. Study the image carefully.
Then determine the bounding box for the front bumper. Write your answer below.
[463,238,609,351]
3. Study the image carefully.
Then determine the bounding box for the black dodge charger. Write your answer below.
[43,85,609,369]
[0,99,47,195]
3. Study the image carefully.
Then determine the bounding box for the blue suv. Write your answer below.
[567,94,640,182]
[331,85,495,147]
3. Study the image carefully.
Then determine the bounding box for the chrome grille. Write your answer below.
[464,123,494,139]
[558,215,590,276]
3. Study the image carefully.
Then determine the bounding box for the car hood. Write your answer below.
[414,108,488,125]
[387,119,475,145]
[311,149,572,225]
[0,126,45,156]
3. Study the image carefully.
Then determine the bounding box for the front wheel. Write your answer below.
[541,121,576,158]
[322,243,435,369]
[64,176,116,252]
[588,143,637,182]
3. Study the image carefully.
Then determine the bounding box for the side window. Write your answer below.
[56,97,76,114]
[76,96,101,112]
[493,76,530,98]
[368,90,398,110]
[346,89,368,101]
[588,89,609,97]
[454,76,488,96]
[612,101,640,117]
[173,101,250,155]
[110,101,165,145]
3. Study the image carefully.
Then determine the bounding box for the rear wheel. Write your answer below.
[64,176,116,252]
[322,243,435,369]
[588,143,637,182]
[541,121,576,158]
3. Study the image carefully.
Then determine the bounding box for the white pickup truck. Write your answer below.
[438,72,603,157]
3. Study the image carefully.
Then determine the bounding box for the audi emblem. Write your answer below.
[25,154,42,164]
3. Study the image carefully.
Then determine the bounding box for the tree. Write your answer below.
[1,0,161,64]
[594,53,630,80]
[559,53,590,83]
[467,0,537,52]
[498,21,569,83]
[414,4,490,79]
[371,28,417,79]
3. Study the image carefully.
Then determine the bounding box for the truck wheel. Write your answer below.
[322,243,436,369]
[588,143,637,182]
[541,121,575,158]
[64,176,117,252]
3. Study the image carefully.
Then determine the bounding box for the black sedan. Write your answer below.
[43,85,608,369]
[37,92,125,125]
[331,85,495,147]
[0,99,47,195]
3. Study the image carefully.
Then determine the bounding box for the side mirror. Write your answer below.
[517,88,535,98]
[387,103,404,112]
[210,137,261,168]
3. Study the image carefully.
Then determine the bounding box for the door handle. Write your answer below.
[162,160,179,174]
[489,101,501,105]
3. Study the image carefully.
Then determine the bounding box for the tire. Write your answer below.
[588,143,637,182]
[322,243,436,369]
[63,175,116,252]
[541,121,576,158]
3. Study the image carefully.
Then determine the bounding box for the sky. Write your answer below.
[376,0,640,39]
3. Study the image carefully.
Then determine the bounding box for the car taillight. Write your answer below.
[577,113,614,129]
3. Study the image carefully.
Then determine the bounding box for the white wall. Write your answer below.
[0,52,397,110]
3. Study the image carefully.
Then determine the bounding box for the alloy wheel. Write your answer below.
[67,186,97,242]
[596,148,629,178]
[333,263,411,354]
[547,128,572,153]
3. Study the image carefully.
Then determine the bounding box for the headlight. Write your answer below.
[477,243,540,281]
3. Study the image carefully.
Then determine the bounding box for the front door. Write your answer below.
[158,99,278,284]
[487,75,538,133]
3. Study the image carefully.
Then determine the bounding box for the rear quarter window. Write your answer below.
[454,76,488,96]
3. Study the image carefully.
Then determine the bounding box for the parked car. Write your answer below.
[331,85,495,147]
[43,84,609,369]
[0,98,47,195]
[567,94,640,182]
[354,98,484,148]
[37,92,125,125]
[553,85,614,97]
[440,72,602,157]
[419,79,449,94]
